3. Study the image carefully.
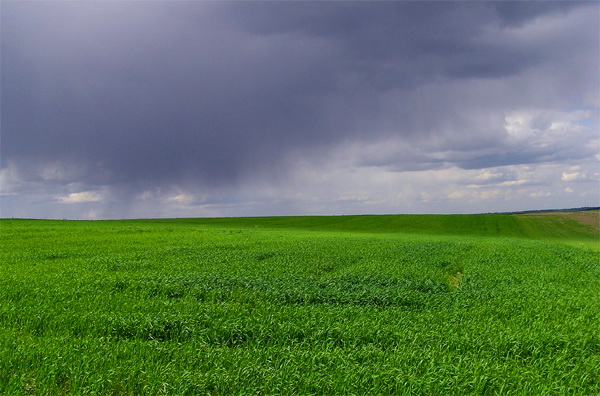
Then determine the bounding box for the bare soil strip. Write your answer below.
[517,210,600,233]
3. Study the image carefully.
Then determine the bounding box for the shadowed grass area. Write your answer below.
[0,212,598,394]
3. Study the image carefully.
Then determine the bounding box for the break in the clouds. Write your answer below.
[1,1,598,219]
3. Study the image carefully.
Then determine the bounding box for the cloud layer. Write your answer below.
[1,2,598,218]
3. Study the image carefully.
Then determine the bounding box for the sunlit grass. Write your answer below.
[1,215,598,394]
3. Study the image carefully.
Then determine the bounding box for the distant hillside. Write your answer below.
[503,206,600,214]
[512,210,599,241]
[144,210,599,242]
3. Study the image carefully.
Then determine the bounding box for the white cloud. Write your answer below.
[498,179,528,186]
[167,193,194,203]
[561,171,583,182]
[504,109,594,152]
[478,190,501,200]
[504,112,539,140]
[529,191,553,198]
[474,169,505,182]
[58,191,103,204]
[447,191,467,200]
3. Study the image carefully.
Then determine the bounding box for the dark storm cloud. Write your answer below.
[226,1,585,81]
[3,1,356,187]
[493,1,580,27]
[1,1,598,193]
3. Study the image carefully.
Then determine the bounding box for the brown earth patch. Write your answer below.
[449,271,463,291]
[518,210,599,233]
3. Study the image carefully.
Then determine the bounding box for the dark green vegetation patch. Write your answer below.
[1,212,599,394]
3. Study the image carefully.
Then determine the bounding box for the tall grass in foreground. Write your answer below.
[1,218,599,394]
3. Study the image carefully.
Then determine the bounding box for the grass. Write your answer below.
[1,211,599,394]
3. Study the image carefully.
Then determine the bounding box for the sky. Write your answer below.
[1,1,599,219]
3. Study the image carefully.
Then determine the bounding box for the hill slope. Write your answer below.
[512,210,599,241]
[146,210,599,242]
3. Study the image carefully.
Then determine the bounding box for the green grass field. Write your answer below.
[1,211,599,394]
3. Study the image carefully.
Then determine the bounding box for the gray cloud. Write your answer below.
[1,1,598,218]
